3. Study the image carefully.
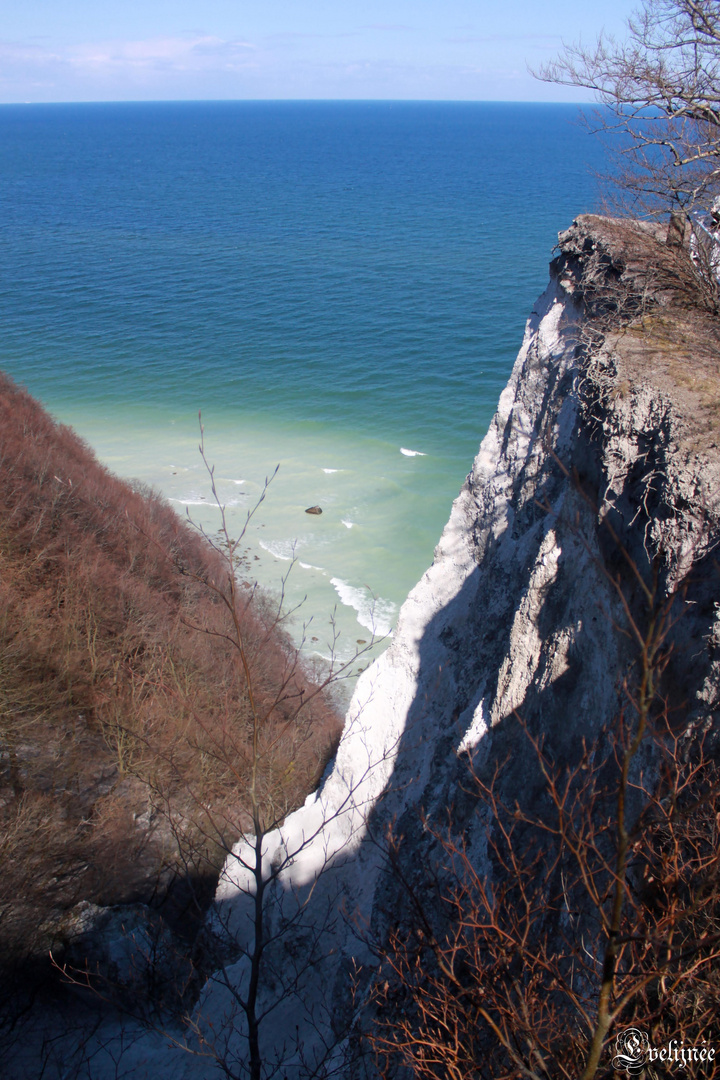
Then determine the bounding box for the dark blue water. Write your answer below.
[0,101,602,440]
[0,101,605,651]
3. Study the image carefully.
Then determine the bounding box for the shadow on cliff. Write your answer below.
[358,428,719,950]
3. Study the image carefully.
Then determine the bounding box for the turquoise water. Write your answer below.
[0,101,604,679]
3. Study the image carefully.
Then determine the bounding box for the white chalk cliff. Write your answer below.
[25,217,717,1080]
[191,216,720,1076]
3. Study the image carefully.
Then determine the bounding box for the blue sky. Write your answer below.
[1,0,636,103]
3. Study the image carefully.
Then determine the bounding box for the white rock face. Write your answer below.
[195,220,720,1077]
[18,218,717,1079]
[216,276,581,915]
[187,274,606,1074]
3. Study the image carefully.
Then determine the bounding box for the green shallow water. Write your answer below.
[56,400,466,679]
[0,101,607,695]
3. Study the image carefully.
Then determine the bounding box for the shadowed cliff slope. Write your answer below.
[199,216,720,1078]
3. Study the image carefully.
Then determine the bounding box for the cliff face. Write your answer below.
[199,215,720,1077]
[14,217,717,1078]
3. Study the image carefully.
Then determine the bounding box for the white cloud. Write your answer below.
[0,28,590,102]
[0,34,256,76]
[0,40,63,64]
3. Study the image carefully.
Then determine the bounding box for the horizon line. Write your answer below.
[0,96,594,107]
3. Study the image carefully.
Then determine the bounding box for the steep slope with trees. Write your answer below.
[4,215,718,1079]
[0,372,341,1023]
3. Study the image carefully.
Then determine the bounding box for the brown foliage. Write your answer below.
[0,372,341,978]
[556,215,720,329]
[372,723,720,1079]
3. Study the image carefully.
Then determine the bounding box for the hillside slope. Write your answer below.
[0,374,340,996]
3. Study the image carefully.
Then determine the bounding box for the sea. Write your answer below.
[0,101,605,690]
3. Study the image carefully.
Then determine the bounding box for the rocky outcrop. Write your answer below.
[196,215,720,1077]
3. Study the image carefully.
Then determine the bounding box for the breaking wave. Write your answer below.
[329,577,396,637]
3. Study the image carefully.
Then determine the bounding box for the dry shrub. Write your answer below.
[368,505,720,1079]
[371,720,720,1080]
[0,371,342,987]
[555,214,720,327]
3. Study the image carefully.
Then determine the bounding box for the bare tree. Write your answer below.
[538,0,720,218]
[368,575,720,1079]
[50,421,392,1080]
[370,723,720,1080]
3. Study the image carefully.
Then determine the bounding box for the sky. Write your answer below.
[0,0,637,103]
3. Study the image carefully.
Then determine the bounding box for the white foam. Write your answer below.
[170,497,219,508]
[299,561,326,572]
[341,519,354,529]
[259,538,302,562]
[170,496,245,509]
[322,468,340,474]
[329,577,396,637]
[400,447,427,457]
